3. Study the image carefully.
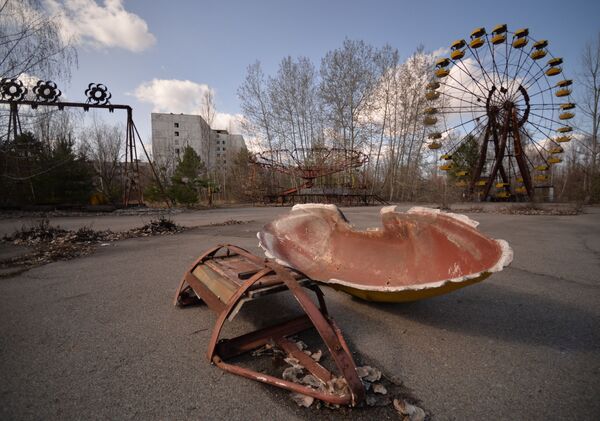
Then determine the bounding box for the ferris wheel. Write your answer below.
[424,24,575,200]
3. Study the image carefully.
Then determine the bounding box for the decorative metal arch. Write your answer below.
[0,78,168,206]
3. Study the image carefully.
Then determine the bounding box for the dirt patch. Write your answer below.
[1,217,185,277]
[209,219,255,226]
[456,205,581,216]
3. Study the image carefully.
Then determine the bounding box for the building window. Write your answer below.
[174,139,179,145]
[174,131,179,136]
[216,153,220,157]
[175,148,180,155]
[174,122,179,128]
[222,147,226,151]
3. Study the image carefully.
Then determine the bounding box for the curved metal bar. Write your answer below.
[264,261,365,405]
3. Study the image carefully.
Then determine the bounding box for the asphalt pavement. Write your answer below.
[0,206,599,420]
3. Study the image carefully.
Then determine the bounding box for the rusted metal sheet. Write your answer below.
[174,244,365,406]
[258,204,513,302]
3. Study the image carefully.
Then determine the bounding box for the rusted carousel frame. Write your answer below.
[174,244,365,406]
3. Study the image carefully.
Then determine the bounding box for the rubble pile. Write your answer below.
[210,219,255,226]
[128,216,184,236]
[260,339,427,417]
[1,217,185,274]
[462,205,580,215]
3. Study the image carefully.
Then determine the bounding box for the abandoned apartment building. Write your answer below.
[151,112,246,174]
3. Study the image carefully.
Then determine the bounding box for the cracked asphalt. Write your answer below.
[0,206,599,420]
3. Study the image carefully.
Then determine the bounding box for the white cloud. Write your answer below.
[213,112,244,133]
[431,46,450,59]
[45,0,156,52]
[131,78,243,132]
[132,79,211,113]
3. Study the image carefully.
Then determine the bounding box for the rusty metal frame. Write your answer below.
[174,244,365,406]
[0,79,170,207]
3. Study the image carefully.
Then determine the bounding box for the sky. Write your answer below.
[41,0,600,151]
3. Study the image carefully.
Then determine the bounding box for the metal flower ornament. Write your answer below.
[0,78,28,101]
[33,80,62,103]
[85,83,112,105]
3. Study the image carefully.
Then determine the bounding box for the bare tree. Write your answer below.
[0,0,77,80]
[200,89,216,127]
[81,118,124,203]
[238,61,275,151]
[269,56,323,154]
[579,31,600,202]
[319,39,378,153]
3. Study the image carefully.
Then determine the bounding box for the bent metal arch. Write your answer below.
[0,78,167,206]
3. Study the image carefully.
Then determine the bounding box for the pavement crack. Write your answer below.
[190,327,209,335]
[509,266,599,289]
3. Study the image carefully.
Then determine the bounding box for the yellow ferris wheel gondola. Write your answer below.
[531,36,548,60]
[515,186,527,194]
[490,24,507,45]
[450,39,466,60]
[425,90,440,100]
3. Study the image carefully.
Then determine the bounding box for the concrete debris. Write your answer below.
[301,374,324,388]
[290,392,314,407]
[310,350,322,362]
[295,340,308,351]
[326,376,350,396]
[373,383,387,395]
[282,366,304,383]
[250,343,284,357]
[283,357,302,368]
[393,399,426,421]
[356,365,382,382]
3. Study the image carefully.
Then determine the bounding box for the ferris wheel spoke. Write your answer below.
[528,111,569,128]
[528,103,562,107]
[528,107,561,112]
[526,120,562,147]
[438,89,483,108]
[468,45,495,90]
[521,57,551,90]
[454,56,492,97]
[527,84,556,98]
[528,121,562,140]
[442,113,488,134]
[435,104,481,112]
[439,80,487,101]
[445,68,488,101]
[446,119,487,155]
[520,128,553,160]
[486,35,503,86]
[505,41,529,97]
[518,48,541,90]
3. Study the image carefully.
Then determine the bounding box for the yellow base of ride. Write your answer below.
[330,272,491,303]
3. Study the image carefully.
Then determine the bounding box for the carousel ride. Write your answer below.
[424,25,575,201]
[251,147,386,204]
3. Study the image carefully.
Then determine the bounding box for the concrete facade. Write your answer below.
[151,113,245,173]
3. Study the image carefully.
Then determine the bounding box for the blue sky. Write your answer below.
[51,0,600,148]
